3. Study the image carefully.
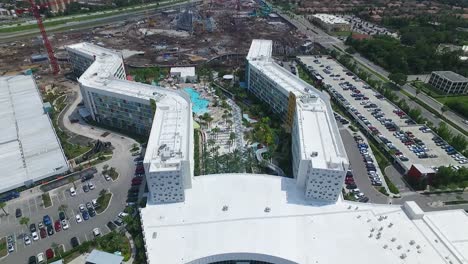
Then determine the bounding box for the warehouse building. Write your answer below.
[0,75,69,193]
[428,71,468,95]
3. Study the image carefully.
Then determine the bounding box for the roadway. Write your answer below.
[0,81,138,264]
[0,0,202,43]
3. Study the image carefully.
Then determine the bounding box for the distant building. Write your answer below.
[406,164,436,185]
[85,250,123,264]
[428,71,468,95]
[170,67,196,83]
[310,14,351,32]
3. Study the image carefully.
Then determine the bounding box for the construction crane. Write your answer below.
[27,0,59,75]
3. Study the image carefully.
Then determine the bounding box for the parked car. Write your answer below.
[79,204,85,212]
[37,253,45,263]
[70,187,76,197]
[93,228,101,237]
[30,223,36,233]
[59,211,66,221]
[83,184,89,193]
[61,220,69,230]
[29,256,37,264]
[88,181,95,190]
[86,202,93,209]
[118,212,129,218]
[40,228,47,239]
[88,208,96,217]
[45,248,54,259]
[24,235,31,245]
[82,211,90,220]
[70,237,79,248]
[15,208,22,218]
[75,214,83,223]
[43,215,51,226]
[54,220,61,232]
[31,232,39,241]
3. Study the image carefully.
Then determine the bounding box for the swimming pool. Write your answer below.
[184,88,210,115]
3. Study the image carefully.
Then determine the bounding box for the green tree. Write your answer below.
[19,217,30,228]
[388,72,408,86]
[437,122,452,141]
[0,202,8,216]
[450,134,467,152]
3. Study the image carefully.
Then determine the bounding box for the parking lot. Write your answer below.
[0,172,119,263]
[298,55,466,171]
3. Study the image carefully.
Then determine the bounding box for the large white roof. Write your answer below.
[247,40,347,170]
[67,42,192,174]
[246,39,273,61]
[313,13,350,25]
[0,75,68,192]
[140,174,468,264]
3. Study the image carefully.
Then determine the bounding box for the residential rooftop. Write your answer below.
[0,75,68,193]
[433,71,468,82]
[140,174,468,264]
[312,13,350,25]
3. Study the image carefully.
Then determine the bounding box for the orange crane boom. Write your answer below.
[28,0,59,75]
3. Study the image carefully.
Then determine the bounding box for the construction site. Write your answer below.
[0,0,307,79]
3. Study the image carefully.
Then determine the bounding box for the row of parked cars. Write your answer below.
[355,135,383,187]
[344,169,369,203]
[432,136,467,165]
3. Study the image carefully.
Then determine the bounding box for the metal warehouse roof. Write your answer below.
[0,75,68,193]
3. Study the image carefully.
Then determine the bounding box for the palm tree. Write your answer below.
[229,132,236,151]
[211,127,221,139]
[58,204,68,213]
[51,242,62,257]
[19,217,29,228]
[226,120,233,130]
[207,139,216,151]
[0,202,8,216]
[68,176,76,189]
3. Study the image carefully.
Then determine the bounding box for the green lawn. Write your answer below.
[436,95,468,119]
[42,193,52,208]
[96,193,112,214]
[0,237,7,258]
[333,31,352,37]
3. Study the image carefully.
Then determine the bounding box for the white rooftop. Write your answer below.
[247,40,347,170]
[246,39,273,61]
[66,42,124,81]
[0,75,68,193]
[67,42,191,174]
[313,13,350,25]
[140,174,468,264]
[170,67,196,78]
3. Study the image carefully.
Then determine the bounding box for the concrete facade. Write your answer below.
[428,71,468,95]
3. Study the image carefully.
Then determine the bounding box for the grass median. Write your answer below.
[0,237,7,258]
[96,191,112,214]
[42,192,52,208]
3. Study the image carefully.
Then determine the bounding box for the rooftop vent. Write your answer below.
[152,232,157,239]
[222,205,228,211]
[264,207,271,213]
[400,253,407,259]
[409,240,415,245]
[311,152,318,157]
[391,237,396,242]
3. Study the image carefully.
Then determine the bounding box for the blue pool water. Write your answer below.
[184,88,210,115]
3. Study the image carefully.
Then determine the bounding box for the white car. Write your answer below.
[31,232,39,241]
[61,219,69,230]
[75,214,82,223]
[88,182,95,190]
[37,253,44,263]
[104,174,111,181]
[118,212,129,219]
[24,235,31,245]
[79,204,85,212]
[93,228,101,237]
[70,187,76,197]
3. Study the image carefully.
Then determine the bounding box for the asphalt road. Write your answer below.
[339,127,389,204]
[0,81,138,264]
[0,0,202,43]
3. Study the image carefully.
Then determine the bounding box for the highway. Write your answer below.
[0,0,201,43]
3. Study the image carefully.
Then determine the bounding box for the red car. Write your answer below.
[46,248,54,259]
[40,227,47,238]
[54,220,61,232]
[132,178,142,184]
